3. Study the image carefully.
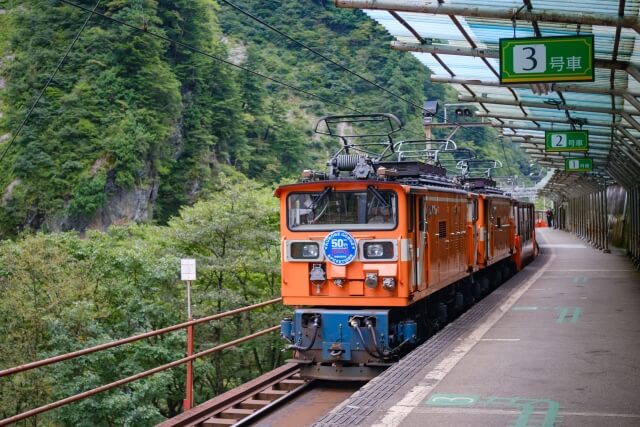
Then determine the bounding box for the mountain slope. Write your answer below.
[0,0,529,237]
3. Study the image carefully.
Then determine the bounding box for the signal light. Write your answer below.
[455,108,472,117]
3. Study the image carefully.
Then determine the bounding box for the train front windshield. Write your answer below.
[287,189,397,231]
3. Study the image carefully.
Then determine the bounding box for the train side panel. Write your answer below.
[512,202,537,270]
[477,195,514,268]
[426,190,470,290]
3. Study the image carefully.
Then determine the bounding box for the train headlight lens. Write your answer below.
[291,242,319,259]
[364,242,394,259]
[365,273,378,288]
[382,277,396,291]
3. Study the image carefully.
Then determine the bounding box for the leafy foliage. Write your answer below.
[0,177,287,426]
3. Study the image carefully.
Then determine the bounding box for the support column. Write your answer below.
[579,196,584,238]
[577,197,581,237]
[598,189,604,249]
[637,187,640,264]
[591,192,596,245]
[594,189,604,249]
[570,198,574,232]
[594,191,600,249]
[630,188,636,263]
[571,198,578,235]
[585,194,589,240]
[630,187,636,263]
[629,186,640,267]
[586,193,590,242]
[603,185,610,253]
[590,193,594,244]
[597,190,603,249]
[582,195,587,239]
[575,197,580,236]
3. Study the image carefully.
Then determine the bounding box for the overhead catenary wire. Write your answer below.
[0,0,103,165]
[218,0,431,116]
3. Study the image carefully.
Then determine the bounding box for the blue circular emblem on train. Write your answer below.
[323,230,358,265]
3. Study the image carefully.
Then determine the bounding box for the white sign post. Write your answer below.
[181,259,196,318]
[180,258,196,410]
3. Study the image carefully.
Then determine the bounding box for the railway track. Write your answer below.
[157,363,312,427]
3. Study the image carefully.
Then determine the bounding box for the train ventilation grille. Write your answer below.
[439,221,446,239]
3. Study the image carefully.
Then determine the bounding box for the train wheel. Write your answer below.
[472,280,482,300]
[479,276,490,295]
[502,264,512,282]
[493,269,503,288]
[462,280,475,307]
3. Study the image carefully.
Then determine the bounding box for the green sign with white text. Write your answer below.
[500,35,594,84]
[565,158,593,172]
[545,130,589,152]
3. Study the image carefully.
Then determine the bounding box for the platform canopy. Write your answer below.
[336,0,640,197]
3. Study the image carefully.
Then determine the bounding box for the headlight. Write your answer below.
[364,241,394,259]
[291,242,320,259]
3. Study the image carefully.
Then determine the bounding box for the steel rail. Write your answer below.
[157,363,307,427]
[0,297,282,378]
[0,326,280,427]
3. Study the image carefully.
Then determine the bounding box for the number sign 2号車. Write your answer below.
[545,130,589,152]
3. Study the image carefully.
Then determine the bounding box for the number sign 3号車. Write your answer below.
[500,35,594,84]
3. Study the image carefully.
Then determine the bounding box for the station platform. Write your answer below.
[313,228,640,427]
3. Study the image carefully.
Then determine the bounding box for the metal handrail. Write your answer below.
[0,297,282,378]
[0,326,280,427]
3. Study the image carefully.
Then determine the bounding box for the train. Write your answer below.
[276,114,537,380]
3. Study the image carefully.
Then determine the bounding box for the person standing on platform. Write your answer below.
[546,208,554,228]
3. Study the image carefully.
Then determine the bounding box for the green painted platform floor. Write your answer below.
[325,228,640,427]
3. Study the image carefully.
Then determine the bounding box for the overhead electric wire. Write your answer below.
[0,0,102,165]
[57,0,360,116]
[218,0,431,117]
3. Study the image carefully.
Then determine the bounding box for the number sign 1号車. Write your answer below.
[500,35,594,84]
[565,158,593,172]
[545,130,589,152]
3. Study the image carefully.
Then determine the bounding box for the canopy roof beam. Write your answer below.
[505,139,612,150]
[430,76,640,98]
[522,148,610,159]
[457,95,640,120]
[475,113,634,129]
[335,1,640,32]
[495,123,615,137]
[612,137,640,167]
[615,124,640,149]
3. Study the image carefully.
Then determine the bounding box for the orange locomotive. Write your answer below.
[277,114,536,380]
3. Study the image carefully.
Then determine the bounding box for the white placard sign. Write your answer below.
[181,259,196,281]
